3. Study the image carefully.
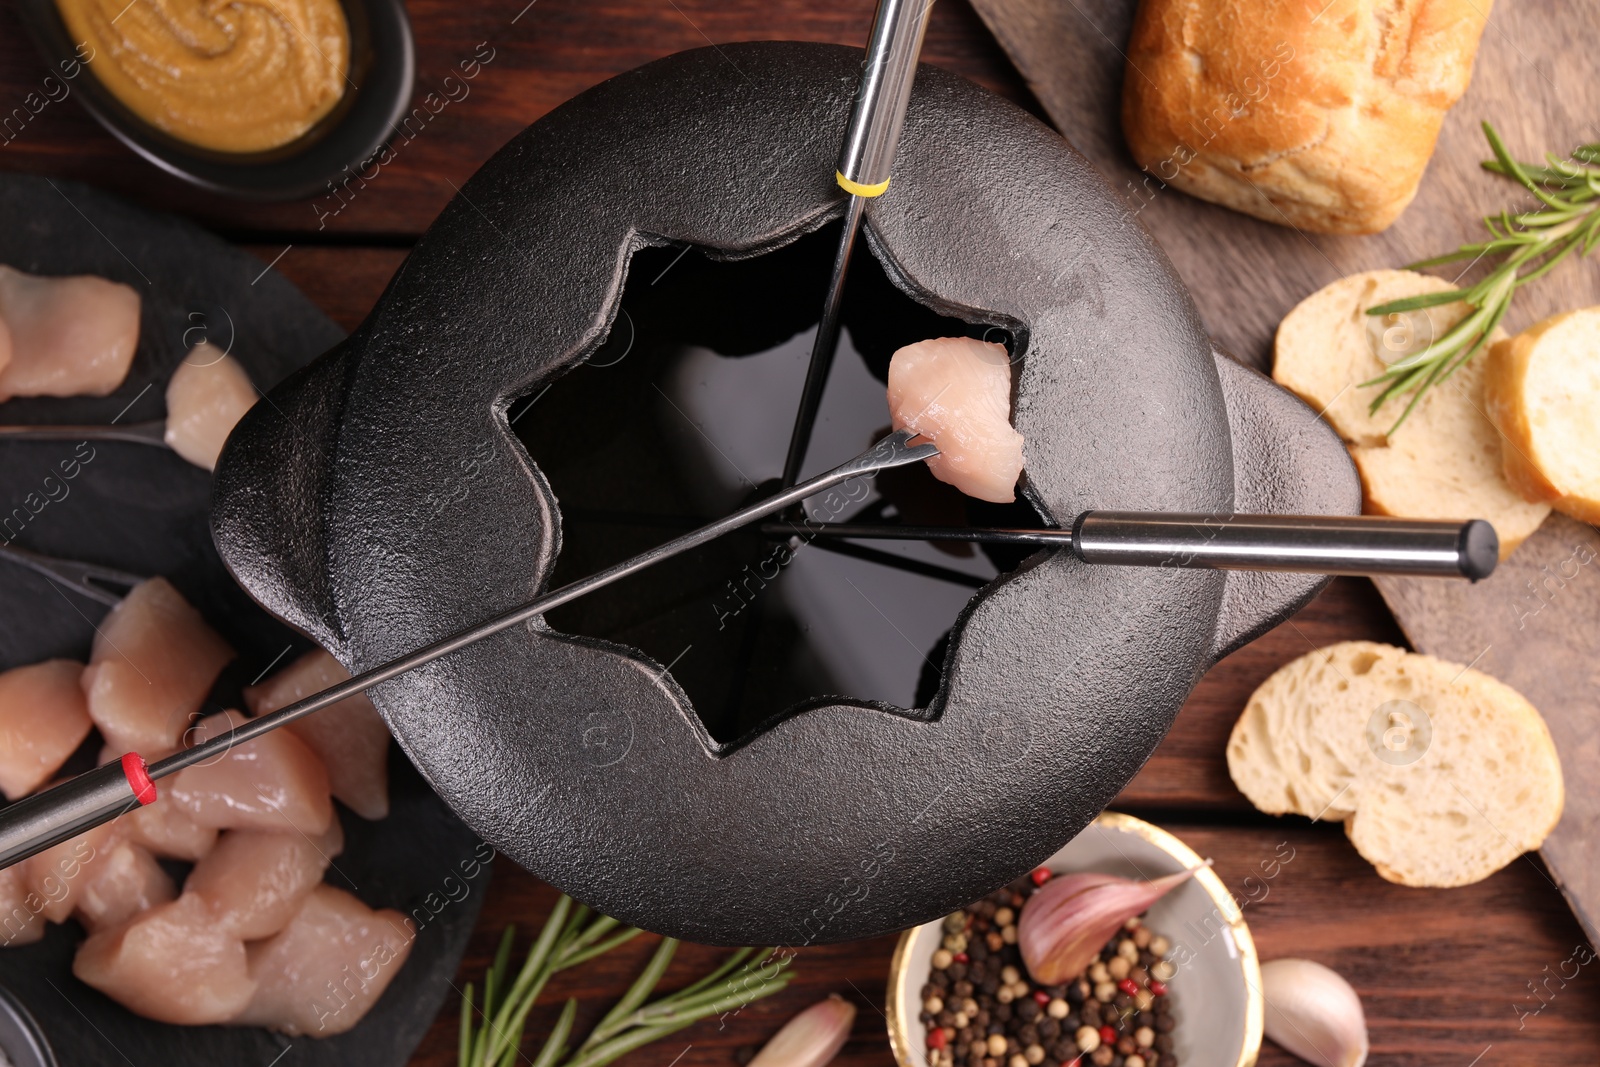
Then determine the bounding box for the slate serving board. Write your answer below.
[964,0,1600,940]
[0,174,488,1066]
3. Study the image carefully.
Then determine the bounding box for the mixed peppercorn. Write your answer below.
[919,869,1178,1067]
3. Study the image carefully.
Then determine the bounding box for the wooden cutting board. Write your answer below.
[1375,518,1600,945]
[965,0,1600,938]
[966,0,1598,372]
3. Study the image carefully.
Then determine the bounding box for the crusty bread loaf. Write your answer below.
[1484,307,1600,523]
[1274,269,1550,558]
[1228,641,1564,888]
[1121,0,1492,234]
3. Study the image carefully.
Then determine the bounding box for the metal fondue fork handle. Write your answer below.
[0,430,941,871]
[766,513,1501,580]
[1070,511,1498,579]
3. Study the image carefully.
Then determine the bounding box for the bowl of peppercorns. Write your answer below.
[886,812,1263,1067]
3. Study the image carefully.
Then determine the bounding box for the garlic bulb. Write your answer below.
[748,994,857,1067]
[1260,958,1368,1067]
[1018,864,1208,985]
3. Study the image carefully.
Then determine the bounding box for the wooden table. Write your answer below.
[2,2,1596,1064]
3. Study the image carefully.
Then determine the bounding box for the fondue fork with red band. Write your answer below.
[0,1,1498,875]
[0,427,1496,871]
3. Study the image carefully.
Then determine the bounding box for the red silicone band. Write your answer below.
[121,752,157,806]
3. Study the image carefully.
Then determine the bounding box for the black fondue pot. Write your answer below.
[210,42,1359,944]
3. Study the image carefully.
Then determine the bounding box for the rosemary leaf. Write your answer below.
[561,1015,707,1067]
[634,971,796,1026]
[569,973,797,1067]
[485,925,515,1019]
[582,937,681,1049]
[460,983,476,1067]
[458,899,792,1067]
[1365,288,1469,314]
[561,904,594,941]
[479,896,572,1067]
[557,927,646,970]
[1362,122,1600,430]
[563,914,619,952]
[665,946,760,1001]
[524,998,578,1067]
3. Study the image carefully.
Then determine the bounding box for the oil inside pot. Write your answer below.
[509,221,1041,745]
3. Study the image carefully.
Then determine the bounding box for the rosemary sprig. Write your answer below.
[1361,122,1600,431]
[459,895,794,1067]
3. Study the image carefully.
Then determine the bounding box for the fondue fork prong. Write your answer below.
[0,430,940,870]
[0,540,145,606]
[779,0,936,488]
[0,419,167,448]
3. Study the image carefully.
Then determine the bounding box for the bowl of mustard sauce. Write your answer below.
[14,0,414,200]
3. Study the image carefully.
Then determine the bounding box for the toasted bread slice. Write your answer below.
[1350,355,1551,556]
[1274,270,1468,446]
[1484,306,1600,523]
[1227,641,1564,888]
[1274,269,1550,558]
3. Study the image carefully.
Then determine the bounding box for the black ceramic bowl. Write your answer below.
[13,0,414,200]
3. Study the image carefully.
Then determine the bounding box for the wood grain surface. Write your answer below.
[965,0,1600,371]
[1376,516,1600,948]
[943,0,1600,1061]
[4,0,1600,1064]
[0,0,1038,238]
[408,823,1600,1067]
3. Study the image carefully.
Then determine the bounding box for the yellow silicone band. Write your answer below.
[836,171,891,198]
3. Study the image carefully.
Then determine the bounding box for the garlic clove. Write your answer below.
[1018,863,1209,986]
[748,993,857,1067]
[1260,958,1369,1067]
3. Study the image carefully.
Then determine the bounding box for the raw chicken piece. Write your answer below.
[81,576,235,758]
[886,337,1025,503]
[0,865,44,947]
[21,816,119,923]
[167,710,333,835]
[185,818,344,939]
[245,650,391,820]
[0,659,93,800]
[74,839,175,933]
[0,265,140,400]
[233,885,414,1037]
[74,893,256,1025]
[163,343,257,471]
[122,798,218,861]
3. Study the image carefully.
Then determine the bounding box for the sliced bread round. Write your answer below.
[1484,306,1600,523]
[1227,640,1564,888]
[1350,353,1551,555]
[1273,270,1483,446]
[1273,269,1550,558]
